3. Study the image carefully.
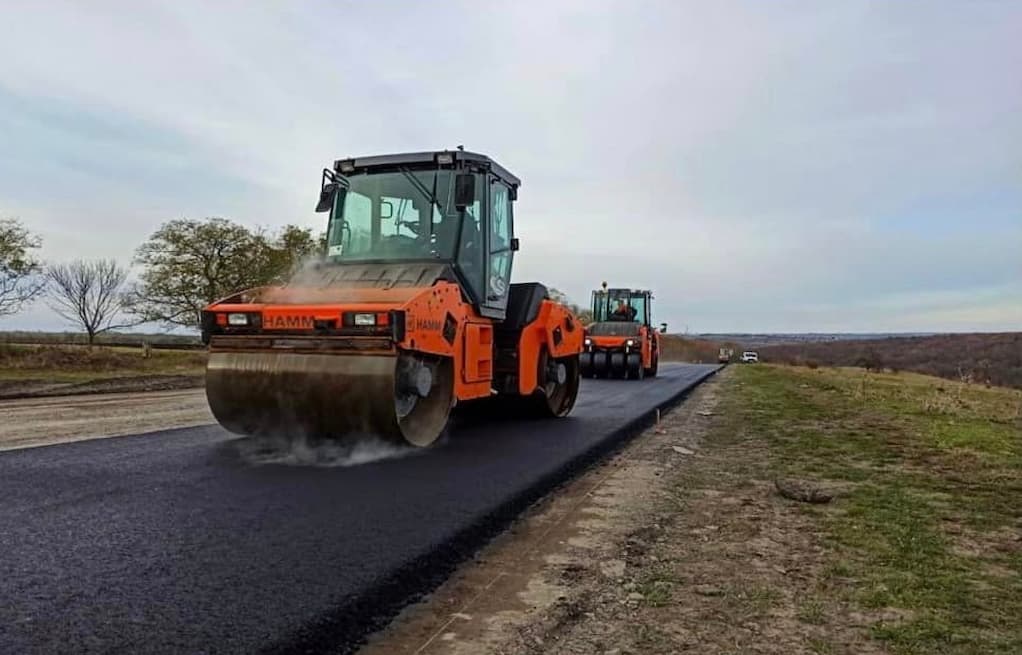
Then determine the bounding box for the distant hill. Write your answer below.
[695,332,941,347]
[756,332,1022,390]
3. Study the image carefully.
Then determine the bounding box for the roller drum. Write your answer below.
[610,352,627,378]
[205,351,452,447]
[579,351,594,378]
[626,352,644,380]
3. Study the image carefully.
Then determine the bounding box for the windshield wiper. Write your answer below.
[398,167,441,213]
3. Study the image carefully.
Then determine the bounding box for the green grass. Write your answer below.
[797,596,828,625]
[719,364,1022,655]
[731,583,783,616]
[635,566,678,607]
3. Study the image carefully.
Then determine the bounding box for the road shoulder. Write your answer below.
[0,388,212,451]
[360,367,868,654]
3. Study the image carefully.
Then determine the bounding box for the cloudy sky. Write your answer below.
[1,0,1019,333]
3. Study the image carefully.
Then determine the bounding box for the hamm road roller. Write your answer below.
[200,149,583,447]
[579,283,665,379]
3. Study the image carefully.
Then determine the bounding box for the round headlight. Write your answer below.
[626,339,635,347]
[584,337,592,346]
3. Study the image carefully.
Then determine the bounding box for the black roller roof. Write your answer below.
[333,149,521,188]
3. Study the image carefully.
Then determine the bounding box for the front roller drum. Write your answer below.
[205,351,453,448]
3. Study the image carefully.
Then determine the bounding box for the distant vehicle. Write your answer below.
[741,351,759,363]
[718,347,733,363]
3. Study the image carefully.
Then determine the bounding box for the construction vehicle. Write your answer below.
[718,347,734,364]
[579,283,664,379]
[200,149,583,448]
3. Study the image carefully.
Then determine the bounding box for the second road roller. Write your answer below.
[200,149,584,447]
[580,283,666,379]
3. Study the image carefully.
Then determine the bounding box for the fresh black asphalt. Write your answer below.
[0,363,718,654]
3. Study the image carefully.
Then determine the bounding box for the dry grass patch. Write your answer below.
[0,343,206,382]
[735,364,1022,654]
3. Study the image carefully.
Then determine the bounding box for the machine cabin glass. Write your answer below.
[325,166,490,304]
[486,177,514,310]
[591,289,650,326]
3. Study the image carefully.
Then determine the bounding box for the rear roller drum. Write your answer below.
[535,352,581,417]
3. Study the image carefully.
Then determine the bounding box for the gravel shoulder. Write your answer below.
[0,388,213,451]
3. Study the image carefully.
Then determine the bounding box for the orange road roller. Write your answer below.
[200,149,583,447]
[579,284,666,380]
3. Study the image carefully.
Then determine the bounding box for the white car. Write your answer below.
[741,351,759,363]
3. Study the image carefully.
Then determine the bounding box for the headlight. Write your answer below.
[584,337,592,346]
[353,313,377,326]
[626,339,635,347]
[227,313,249,326]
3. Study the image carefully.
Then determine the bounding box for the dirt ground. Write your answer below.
[361,368,875,655]
[0,388,213,451]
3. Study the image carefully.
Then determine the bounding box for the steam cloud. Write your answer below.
[235,432,427,468]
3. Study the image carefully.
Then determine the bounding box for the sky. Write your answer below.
[1,0,1020,334]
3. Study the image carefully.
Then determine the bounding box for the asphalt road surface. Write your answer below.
[0,363,718,654]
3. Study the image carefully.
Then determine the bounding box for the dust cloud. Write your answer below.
[233,432,429,468]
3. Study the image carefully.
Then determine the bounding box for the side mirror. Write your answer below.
[316,183,338,213]
[380,200,393,220]
[510,238,520,252]
[660,323,668,334]
[455,173,476,210]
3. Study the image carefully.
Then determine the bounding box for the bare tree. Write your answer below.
[0,217,46,317]
[47,259,132,344]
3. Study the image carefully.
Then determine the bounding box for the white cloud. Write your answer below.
[0,0,1019,332]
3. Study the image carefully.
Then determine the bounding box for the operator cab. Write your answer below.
[316,149,520,319]
[591,288,651,326]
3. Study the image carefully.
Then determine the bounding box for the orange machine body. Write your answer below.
[201,148,584,446]
[584,326,659,371]
[203,279,583,403]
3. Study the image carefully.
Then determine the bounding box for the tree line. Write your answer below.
[0,216,321,343]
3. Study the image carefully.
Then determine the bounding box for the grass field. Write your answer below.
[723,364,1022,654]
[660,334,735,362]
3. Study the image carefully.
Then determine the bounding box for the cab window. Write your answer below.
[487,180,513,305]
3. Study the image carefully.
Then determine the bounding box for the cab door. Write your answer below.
[483,177,515,316]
